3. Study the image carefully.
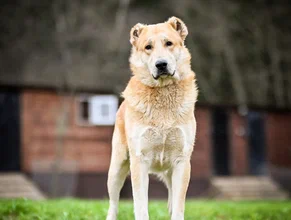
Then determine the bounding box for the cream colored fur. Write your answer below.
[106,16,198,220]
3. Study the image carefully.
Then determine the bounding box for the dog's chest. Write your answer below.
[137,126,187,172]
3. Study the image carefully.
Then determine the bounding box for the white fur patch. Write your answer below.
[177,119,196,154]
[129,125,151,156]
[130,51,144,67]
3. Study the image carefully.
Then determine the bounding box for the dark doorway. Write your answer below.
[212,108,230,175]
[247,111,267,175]
[0,91,21,172]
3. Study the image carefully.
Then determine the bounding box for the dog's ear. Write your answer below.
[130,23,145,46]
[167,16,188,41]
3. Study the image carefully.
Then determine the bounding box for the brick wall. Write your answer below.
[21,90,212,177]
[229,110,249,175]
[21,90,113,173]
[21,90,213,198]
[191,107,212,178]
[266,112,291,194]
[266,112,291,168]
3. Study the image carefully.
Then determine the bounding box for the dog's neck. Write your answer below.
[122,74,198,125]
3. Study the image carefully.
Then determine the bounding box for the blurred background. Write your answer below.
[0,0,290,200]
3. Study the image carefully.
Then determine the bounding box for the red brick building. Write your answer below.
[1,89,286,198]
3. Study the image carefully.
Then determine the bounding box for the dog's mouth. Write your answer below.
[153,70,175,80]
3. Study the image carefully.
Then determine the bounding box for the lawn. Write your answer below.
[0,199,291,220]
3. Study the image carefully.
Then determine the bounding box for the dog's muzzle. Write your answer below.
[153,59,175,80]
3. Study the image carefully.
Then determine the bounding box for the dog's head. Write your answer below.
[129,17,192,87]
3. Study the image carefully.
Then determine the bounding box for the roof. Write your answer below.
[0,0,290,109]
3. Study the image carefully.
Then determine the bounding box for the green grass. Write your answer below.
[0,199,291,220]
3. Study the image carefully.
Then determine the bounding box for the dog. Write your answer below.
[106,16,198,220]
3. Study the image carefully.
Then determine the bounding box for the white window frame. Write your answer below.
[75,94,118,126]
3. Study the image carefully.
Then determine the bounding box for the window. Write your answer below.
[76,95,118,126]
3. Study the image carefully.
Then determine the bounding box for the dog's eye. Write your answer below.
[166,41,173,46]
[145,45,152,50]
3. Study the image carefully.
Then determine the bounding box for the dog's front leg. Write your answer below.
[130,155,149,220]
[171,159,191,220]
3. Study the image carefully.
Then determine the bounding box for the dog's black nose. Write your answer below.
[155,60,168,71]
